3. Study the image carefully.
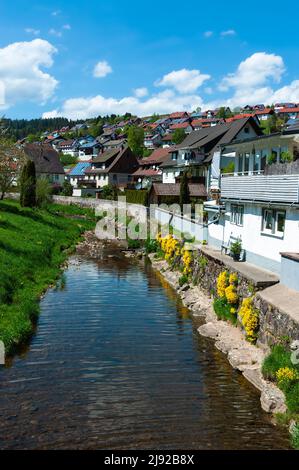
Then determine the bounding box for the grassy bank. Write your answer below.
[0,200,96,354]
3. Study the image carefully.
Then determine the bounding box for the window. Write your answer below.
[231,204,244,226]
[262,209,285,236]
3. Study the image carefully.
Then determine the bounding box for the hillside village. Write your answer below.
[5,100,298,295]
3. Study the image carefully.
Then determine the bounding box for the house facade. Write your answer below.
[84,145,139,190]
[24,143,65,186]
[205,130,299,276]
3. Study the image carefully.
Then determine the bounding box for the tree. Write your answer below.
[173,128,186,145]
[179,171,190,208]
[0,136,26,200]
[60,154,78,166]
[20,160,36,207]
[62,180,73,196]
[216,107,233,119]
[127,126,144,156]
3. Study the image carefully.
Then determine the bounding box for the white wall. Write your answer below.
[208,202,299,271]
[162,170,180,183]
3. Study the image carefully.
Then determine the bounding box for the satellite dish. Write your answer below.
[135,183,142,190]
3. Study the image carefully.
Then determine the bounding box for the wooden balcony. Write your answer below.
[220,172,299,204]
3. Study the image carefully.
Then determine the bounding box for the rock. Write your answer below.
[178,284,190,293]
[215,339,234,354]
[227,348,253,370]
[242,369,265,392]
[198,322,219,339]
[260,384,287,414]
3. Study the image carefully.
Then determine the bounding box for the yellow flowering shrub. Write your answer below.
[229,272,238,285]
[182,250,192,275]
[217,271,229,298]
[225,284,239,305]
[156,233,181,263]
[276,367,299,390]
[239,297,259,343]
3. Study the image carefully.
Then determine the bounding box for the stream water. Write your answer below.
[0,249,290,449]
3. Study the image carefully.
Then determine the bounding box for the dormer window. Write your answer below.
[171,153,177,161]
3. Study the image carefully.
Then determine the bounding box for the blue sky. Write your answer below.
[0,0,299,119]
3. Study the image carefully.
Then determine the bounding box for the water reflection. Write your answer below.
[0,250,290,450]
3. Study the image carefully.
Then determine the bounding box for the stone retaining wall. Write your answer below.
[193,249,258,298]
[255,295,299,347]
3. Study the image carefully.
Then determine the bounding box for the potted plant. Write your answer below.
[230,240,242,261]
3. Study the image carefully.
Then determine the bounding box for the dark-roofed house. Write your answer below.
[84,145,139,190]
[132,147,174,189]
[24,143,65,186]
[149,182,207,205]
[160,117,262,191]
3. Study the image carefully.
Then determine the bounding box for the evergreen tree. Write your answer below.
[179,171,190,208]
[20,160,36,207]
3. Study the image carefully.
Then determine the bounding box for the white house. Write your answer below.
[205,129,299,277]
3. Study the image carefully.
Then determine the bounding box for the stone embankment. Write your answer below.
[149,255,287,415]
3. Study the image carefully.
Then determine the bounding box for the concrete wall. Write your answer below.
[280,256,299,292]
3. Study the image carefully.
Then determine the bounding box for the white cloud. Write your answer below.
[93,60,113,78]
[155,68,210,94]
[25,28,40,36]
[220,52,285,91]
[204,31,213,38]
[51,10,61,16]
[221,29,236,37]
[63,24,71,30]
[43,89,204,120]
[134,87,148,98]
[49,28,63,38]
[0,39,58,109]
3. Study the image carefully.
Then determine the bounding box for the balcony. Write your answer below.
[220,172,299,204]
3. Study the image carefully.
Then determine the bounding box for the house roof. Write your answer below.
[24,144,65,175]
[68,162,91,176]
[162,134,175,141]
[87,145,139,175]
[132,168,160,177]
[92,148,120,163]
[279,107,299,114]
[169,111,189,119]
[151,183,207,198]
[169,122,192,130]
[139,147,175,166]
[103,139,127,146]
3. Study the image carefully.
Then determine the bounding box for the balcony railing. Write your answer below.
[220,172,299,204]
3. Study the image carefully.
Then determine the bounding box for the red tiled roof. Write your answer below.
[139,147,174,165]
[279,107,299,114]
[162,134,174,141]
[254,108,273,115]
[169,122,192,130]
[169,111,189,119]
[132,168,160,177]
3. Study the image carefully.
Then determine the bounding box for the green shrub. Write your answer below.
[124,189,148,206]
[280,151,293,163]
[62,180,73,196]
[36,178,52,208]
[213,297,237,324]
[127,238,142,249]
[144,238,158,254]
[286,382,299,413]
[179,274,189,287]
[291,424,299,450]
[261,344,293,381]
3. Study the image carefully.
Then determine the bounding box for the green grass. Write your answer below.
[0,200,95,354]
[291,424,299,450]
[262,344,299,448]
[262,344,294,381]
